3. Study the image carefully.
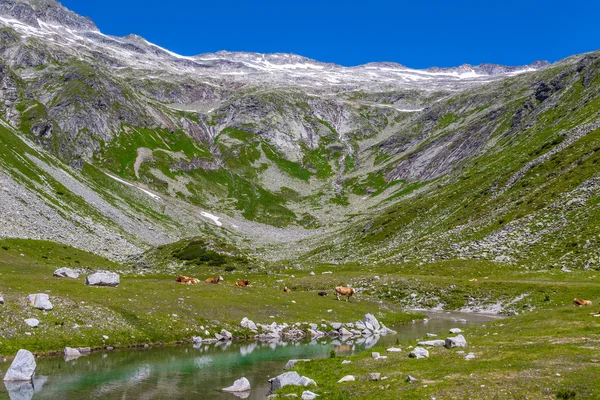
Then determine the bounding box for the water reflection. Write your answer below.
[0,312,500,400]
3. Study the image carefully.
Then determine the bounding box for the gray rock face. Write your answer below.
[27,294,52,311]
[445,334,467,348]
[222,377,251,392]
[85,272,119,287]
[53,268,79,279]
[417,340,445,347]
[284,359,310,370]
[24,319,39,328]
[268,372,316,394]
[3,349,36,381]
[408,347,429,359]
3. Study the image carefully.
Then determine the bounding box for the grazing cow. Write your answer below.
[284,287,291,293]
[235,279,250,287]
[318,291,328,297]
[205,276,223,284]
[176,276,200,285]
[574,298,593,306]
[335,286,356,301]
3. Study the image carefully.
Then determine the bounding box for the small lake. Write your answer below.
[0,311,501,400]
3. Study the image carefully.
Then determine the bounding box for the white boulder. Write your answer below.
[222,377,251,392]
[27,294,52,311]
[86,272,119,287]
[3,350,36,381]
[337,375,355,383]
[408,347,429,359]
[445,334,467,348]
[53,268,79,279]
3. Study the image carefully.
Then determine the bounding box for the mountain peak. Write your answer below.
[0,0,98,31]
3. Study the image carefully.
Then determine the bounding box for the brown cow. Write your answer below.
[176,276,200,285]
[235,279,250,287]
[574,298,593,306]
[205,275,223,284]
[335,286,356,301]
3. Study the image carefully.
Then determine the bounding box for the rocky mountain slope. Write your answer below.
[0,0,598,271]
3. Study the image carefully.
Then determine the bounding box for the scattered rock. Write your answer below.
[464,353,476,360]
[406,375,418,384]
[418,340,445,347]
[309,272,315,276]
[222,377,251,392]
[102,335,109,340]
[24,319,39,328]
[268,372,316,394]
[241,317,258,332]
[0,294,4,305]
[341,360,351,365]
[86,272,120,287]
[27,294,53,311]
[408,347,429,359]
[445,335,467,348]
[339,328,353,336]
[331,322,342,330]
[426,333,437,337]
[337,375,355,383]
[449,328,463,334]
[371,352,380,359]
[53,268,79,279]
[64,347,81,361]
[386,347,402,352]
[192,336,203,344]
[301,391,318,400]
[284,359,310,370]
[368,373,381,381]
[3,349,36,381]
[219,329,233,341]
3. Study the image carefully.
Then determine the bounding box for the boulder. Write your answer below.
[241,317,258,332]
[331,323,342,330]
[408,347,429,359]
[386,347,402,352]
[449,328,463,334]
[192,336,203,344]
[284,359,310,370]
[341,360,351,365]
[3,349,36,381]
[0,294,4,305]
[465,353,476,360]
[406,375,418,383]
[417,340,445,347]
[85,272,119,287]
[371,352,380,359]
[24,319,39,328]
[445,334,467,348]
[220,329,233,340]
[339,328,353,336]
[27,294,52,311]
[426,333,437,337]
[53,268,79,279]
[63,347,81,361]
[337,375,355,383]
[222,377,251,392]
[302,391,319,400]
[268,372,316,394]
[368,373,381,381]
[363,314,381,331]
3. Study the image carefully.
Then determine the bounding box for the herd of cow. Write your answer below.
[175,275,357,301]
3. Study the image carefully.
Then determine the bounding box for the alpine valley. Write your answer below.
[0,1,600,399]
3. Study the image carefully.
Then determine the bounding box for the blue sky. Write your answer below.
[60,0,599,68]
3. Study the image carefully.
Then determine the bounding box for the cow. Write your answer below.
[318,291,328,297]
[284,287,291,293]
[335,286,356,301]
[176,276,200,285]
[573,298,592,306]
[205,276,223,284]
[235,279,250,287]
